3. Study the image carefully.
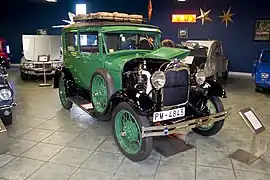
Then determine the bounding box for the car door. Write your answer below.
[75,30,103,90]
[62,31,82,85]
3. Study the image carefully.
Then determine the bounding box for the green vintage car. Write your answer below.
[53,12,231,162]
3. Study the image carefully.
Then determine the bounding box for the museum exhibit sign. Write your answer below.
[172,14,196,23]
[229,107,268,165]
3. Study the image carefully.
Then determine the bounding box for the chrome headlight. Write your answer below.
[195,69,206,85]
[0,89,12,100]
[151,71,166,90]
[24,63,33,69]
[52,63,58,68]
[261,73,269,79]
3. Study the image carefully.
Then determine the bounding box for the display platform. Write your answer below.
[154,135,194,157]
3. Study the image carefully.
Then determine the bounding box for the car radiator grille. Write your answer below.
[34,64,52,69]
[162,69,189,107]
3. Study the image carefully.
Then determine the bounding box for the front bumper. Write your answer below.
[0,102,16,117]
[21,69,56,76]
[142,107,231,138]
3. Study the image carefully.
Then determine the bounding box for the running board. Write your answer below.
[68,96,97,116]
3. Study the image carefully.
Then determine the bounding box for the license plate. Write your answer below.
[153,107,185,122]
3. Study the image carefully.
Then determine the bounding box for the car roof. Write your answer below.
[64,22,161,32]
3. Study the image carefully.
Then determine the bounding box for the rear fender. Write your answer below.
[206,80,227,98]
[110,88,156,116]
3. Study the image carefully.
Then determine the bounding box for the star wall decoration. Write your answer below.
[220,7,235,28]
[197,8,212,26]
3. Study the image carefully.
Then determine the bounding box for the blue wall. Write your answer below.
[1,0,270,72]
[150,0,270,72]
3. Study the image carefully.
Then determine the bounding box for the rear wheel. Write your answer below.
[58,75,73,110]
[192,96,225,136]
[90,69,115,121]
[112,102,153,162]
[222,70,228,80]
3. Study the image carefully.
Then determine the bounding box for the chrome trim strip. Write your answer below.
[141,107,231,138]
[0,103,16,110]
[161,65,190,110]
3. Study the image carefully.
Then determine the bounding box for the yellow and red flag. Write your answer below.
[148,0,153,21]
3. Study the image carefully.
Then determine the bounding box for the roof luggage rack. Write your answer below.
[73,12,144,24]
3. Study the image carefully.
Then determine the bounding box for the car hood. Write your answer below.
[258,63,270,73]
[104,47,190,71]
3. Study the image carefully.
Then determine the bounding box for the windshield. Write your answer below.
[104,31,159,53]
[261,50,270,63]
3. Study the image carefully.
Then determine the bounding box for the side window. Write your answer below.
[66,32,78,52]
[79,32,99,53]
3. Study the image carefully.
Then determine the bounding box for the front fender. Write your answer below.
[110,88,156,116]
[206,80,227,98]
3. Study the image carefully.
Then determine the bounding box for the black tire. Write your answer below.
[255,85,263,93]
[192,96,225,136]
[58,74,73,110]
[2,113,12,127]
[112,102,153,162]
[90,69,115,121]
[20,71,28,81]
[222,70,228,80]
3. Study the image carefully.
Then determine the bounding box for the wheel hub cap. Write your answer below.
[91,75,108,113]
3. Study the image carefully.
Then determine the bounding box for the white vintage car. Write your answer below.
[20,35,62,80]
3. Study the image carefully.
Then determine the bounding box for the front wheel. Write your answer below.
[58,75,73,110]
[255,84,263,93]
[20,71,28,81]
[2,113,12,127]
[192,96,225,136]
[112,102,153,162]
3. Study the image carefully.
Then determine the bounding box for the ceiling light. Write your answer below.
[46,0,57,2]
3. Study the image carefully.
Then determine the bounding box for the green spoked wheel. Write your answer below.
[91,75,108,113]
[192,96,225,136]
[115,110,142,155]
[112,102,153,162]
[58,75,72,110]
[197,99,217,131]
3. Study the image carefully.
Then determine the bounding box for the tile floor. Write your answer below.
[0,69,270,180]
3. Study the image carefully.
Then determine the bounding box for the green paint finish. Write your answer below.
[61,22,190,96]
[114,110,142,154]
[91,75,108,113]
[101,26,161,33]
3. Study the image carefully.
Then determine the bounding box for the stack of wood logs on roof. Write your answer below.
[73,12,143,23]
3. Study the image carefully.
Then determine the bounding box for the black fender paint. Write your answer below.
[53,66,74,88]
[110,88,156,116]
[206,80,227,98]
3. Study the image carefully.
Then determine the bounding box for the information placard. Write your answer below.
[239,107,265,134]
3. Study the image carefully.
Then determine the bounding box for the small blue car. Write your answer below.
[252,49,270,92]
